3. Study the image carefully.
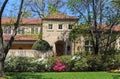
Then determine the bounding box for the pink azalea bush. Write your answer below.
[53,58,66,72]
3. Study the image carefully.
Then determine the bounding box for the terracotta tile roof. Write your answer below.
[113,25,120,31]
[2,13,78,25]
[81,24,120,32]
[3,35,38,41]
[2,18,42,25]
[100,24,120,32]
[43,13,79,20]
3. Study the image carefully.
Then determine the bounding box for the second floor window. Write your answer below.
[18,27,25,34]
[48,24,53,29]
[31,27,38,34]
[3,26,11,34]
[68,24,73,29]
[58,24,62,29]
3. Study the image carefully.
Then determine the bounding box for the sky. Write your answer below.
[1,0,75,18]
[1,0,21,17]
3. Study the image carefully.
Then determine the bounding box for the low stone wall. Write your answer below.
[7,49,54,58]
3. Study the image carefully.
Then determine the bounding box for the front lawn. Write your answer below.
[4,72,120,79]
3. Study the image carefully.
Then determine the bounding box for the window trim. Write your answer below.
[31,27,39,34]
[58,24,63,29]
[17,27,25,34]
[48,24,53,30]
[84,40,93,52]
[68,24,73,29]
[3,26,12,34]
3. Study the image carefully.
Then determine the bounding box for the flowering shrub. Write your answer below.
[53,58,66,72]
[109,69,120,73]
[71,55,88,71]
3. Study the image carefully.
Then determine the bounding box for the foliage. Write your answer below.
[59,55,72,71]
[45,56,57,71]
[4,56,17,72]
[24,0,66,18]
[71,52,88,71]
[32,40,51,52]
[68,0,120,55]
[102,53,120,71]
[4,56,47,72]
[32,58,48,72]
[4,51,120,72]
[87,55,103,71]
[4,56,35,72]
[69,27,89,42]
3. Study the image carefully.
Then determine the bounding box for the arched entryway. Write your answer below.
[55,41,65,56]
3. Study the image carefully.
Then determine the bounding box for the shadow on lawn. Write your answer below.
[5,72,53,79]
[112,74,120,79]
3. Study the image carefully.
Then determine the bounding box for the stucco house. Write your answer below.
[2,13,78,57]
[1,13,120,57]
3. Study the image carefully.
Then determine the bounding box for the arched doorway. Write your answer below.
[55,41,65,56]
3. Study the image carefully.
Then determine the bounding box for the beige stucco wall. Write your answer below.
[42,20,77,55]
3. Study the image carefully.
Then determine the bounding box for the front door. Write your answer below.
[55,41,65,56]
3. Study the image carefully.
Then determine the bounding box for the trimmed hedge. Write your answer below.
[32,40,51,52]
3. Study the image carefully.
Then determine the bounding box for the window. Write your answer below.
[68,24,73,29]
[58,24,62,29]
[31,27,38,34]
[67,46,71,51]
[84,40,93,52]
[18,27,25,34]
[3,26,11,34]
[48,24,53,29]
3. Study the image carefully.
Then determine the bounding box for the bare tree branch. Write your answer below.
[4,0,24,57]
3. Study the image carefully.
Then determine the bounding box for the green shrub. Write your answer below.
[33,58,48,72]
[71,56,88,71]
[15,57,35,72]
[102,54,120,71]
[87,55,103,71]
[4,56,17,72]
[45,56,57,71]
[5,56,48,72]
[32,40,51,52]
[5,52,120,72]
[59,55,72,71]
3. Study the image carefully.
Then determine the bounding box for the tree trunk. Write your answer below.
[0,59,4,77]
[74,40,76,54]
[94,46,99,55]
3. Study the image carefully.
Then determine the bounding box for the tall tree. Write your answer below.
[47,0,66,14]
[24,0,66,18]
[68,0,120,54]
[0,0,24,76]
[24,0,46,18]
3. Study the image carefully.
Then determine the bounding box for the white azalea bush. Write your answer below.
[4,56,48,72]
[71,52,88,71]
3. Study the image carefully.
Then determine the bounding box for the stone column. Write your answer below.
[52,43,56,56]
[65,42,67,55]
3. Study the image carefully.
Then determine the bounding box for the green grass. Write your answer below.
[4,72,120,79]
